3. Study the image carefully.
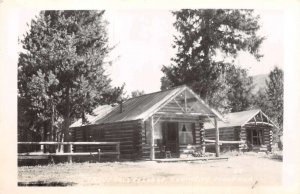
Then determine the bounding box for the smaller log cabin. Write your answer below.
[204,109,278,152]
[70,85,223,160]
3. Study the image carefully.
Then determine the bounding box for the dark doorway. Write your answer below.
[163,122,179,156]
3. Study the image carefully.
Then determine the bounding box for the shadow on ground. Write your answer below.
[18,181,76,186]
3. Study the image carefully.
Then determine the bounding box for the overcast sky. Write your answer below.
[18,9,284,94]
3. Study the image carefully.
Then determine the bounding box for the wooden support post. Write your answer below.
[184,90,187,112]
[68,144,73,163]
[214,117,220,157]
[238,128,243,152]
[98,149,101,162]
[40,145,44,153]
[116,143,120,161]
[269,129,273,152]
[150,116,155,160]
[260,112,263,122]
[199,122,205,155]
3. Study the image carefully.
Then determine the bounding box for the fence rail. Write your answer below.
[204,139,245,145]
[18,141,120,145]
[18,141,120,163]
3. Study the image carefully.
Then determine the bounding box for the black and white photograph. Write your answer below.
[0,1,300,194]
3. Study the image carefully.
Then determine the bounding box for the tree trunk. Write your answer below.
[62,86,71,142]
[59,86,71,152]
[50,101,54,141]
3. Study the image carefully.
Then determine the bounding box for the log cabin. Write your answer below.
[70,85,223,160]
[204,109,278,152]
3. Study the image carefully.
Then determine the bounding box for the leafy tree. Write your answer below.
[252,67,283,144]
[18,10,123,142]
[161,9,264,112]
[131,90,145,98]
[226,65,254,112]
[255,67,283,127]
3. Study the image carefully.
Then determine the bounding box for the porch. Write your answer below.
[140,88,222,160]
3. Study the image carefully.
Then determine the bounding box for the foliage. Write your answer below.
[131,90,145,98]
[265,67,283,129]
[161,9,264,112]
[226,65,254,112]
[18,10,123,142]
[252,67,283,146]
[253,67,283,131]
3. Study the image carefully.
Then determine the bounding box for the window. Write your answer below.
[179,123,194,145]
[251,129,263,145]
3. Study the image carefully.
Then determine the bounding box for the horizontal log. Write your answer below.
[18,155,50,160]
[104,132,139,136]
[204,139,245,144]
[18,152,120,156]
[245,122,274,127]
[103,137,138,142]
[18,142,120,145]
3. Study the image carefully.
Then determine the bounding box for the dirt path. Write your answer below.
[18,155,282,187]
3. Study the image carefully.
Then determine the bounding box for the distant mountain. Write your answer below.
[251,74,269,94]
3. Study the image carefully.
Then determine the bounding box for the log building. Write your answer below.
[70,85,222,160]
[204,109,278,152]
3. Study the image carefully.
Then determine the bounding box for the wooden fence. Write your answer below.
[18,142,120,163]
[204,139,245,145]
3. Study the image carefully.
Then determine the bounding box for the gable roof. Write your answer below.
[70,85,222,128]
[204,109,278,129]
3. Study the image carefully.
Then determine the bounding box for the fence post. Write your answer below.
[40,144,44,153]
[98,149,101,162]
[68,144,73,163]
[116,143,120,161]
[214,117,220,157]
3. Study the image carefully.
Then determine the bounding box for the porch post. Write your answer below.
[199,122,206,154]
[269,128,273,152]
[150,116,155,160]
[214,117,220,157]
[238,127,246,152]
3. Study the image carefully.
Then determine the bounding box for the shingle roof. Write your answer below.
[70,105,115,128]
[70,85,221,127]
[204,109,268,129]
[94,85,186,124]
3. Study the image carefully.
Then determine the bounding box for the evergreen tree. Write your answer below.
[161,9,264,112]
[18,10,123,142]
[252,67,283,144]
[265,67,283,129]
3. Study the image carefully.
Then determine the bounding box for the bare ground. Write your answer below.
[18,153,282,187]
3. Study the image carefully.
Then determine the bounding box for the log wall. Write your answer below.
[205,127,238,141]
[205,127,240,151]
[71,119,143,160]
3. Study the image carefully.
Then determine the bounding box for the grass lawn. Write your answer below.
[18,153,282,187]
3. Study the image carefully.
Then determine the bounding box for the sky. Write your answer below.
[18,9,284,94]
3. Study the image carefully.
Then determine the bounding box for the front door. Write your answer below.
[163,122,179,156]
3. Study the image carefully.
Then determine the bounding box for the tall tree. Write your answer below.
[18,10,123,142]
[226,65,254,112]
[161,9,264,112]
[252,67,283,146]
[265,67,283,129]
[253,67,283,130]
